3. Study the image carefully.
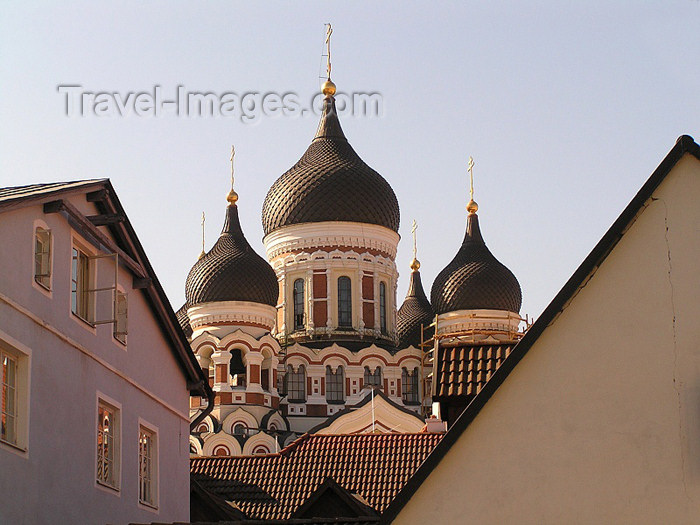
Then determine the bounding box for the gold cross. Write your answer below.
[468,156,475,201]
[325,23,333,80]
[411,219,418,260]
[229,145,236,191]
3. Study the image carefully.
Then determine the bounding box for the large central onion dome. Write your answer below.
[431,210,522,315]
[261,96,400,236]
[186,197,278,307]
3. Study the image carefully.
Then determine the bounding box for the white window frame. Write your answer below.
[33,224,52,292]
[138,419,159,511]
[0,331,31,455]
[96,394,121,493]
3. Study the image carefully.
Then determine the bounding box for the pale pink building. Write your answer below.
[0,180,212,524]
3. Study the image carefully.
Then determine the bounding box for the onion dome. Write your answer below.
[397,259,434,348]
[175,303,193,339]
[430,211,522,315]
[261,95,400,236]
[186,196,278,307]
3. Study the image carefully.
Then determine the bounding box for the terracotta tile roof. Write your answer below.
[434,343,514,398]
[190,433,442,520]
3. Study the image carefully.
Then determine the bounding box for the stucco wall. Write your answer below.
[395,154,700,524]
[0,194,191,524]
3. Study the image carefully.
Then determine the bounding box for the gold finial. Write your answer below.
[321,23,336,97]
[410,219,420,271]
[466,156,478,214]
[226,145,239,204]
[199,211,206,259]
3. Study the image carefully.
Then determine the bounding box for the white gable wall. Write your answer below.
[395,154,700,524]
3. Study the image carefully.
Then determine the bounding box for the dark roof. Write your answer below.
[190,432,442,520]
[261,96,400,236]
[186,203,278,307]
[290,478,378,519]
[176,303,193,339]
[430,212,521,314]
[191,478,248,522]
[396,269,434,349]
[382,135,700,523]
[0,179,211,400]
[434,342,514,399]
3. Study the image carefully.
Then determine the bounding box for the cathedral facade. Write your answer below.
[179,73,527,456]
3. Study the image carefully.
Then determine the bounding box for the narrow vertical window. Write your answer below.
[326,365,345,403]
[338,276,352,328]
[71,247,91,321]
[97,401,119,489]
[379,282,387,334]
[34,228,51,289]
[402,367,420,404]
[1,352,17,445]
[229,348,246,388]
[139,426,157,508]
[293,278,305,330]
[286,365,306,402]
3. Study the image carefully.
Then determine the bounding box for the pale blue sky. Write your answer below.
[1,2,698,321]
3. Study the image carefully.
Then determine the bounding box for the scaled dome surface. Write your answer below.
[430,212,522,315]
[396,268,434,348]
[261,96,400,236]
[186,203,278,307]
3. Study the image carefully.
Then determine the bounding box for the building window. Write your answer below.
[326,365,345,404]
[364,366,382,388]
[379,282,387,335]
[233,423,247,436]
[71,247,91,322]
[1,352,17,445]
[402,367,420,404]
[97,400,119,489]
[139,426,157,508]
[293,278,305,330]
[338,276,352,328]
[114,291,128,344]
[34,227,51,290]
[286,365,306,403]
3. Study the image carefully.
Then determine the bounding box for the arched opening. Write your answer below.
[293,278,305,330]
[326,365,345,403]
[364,366,382,388]
[233,423,247,437]
[213,445,230,456]
[338,276,352,327]
[252,445,270,455]
[229,348,246,388]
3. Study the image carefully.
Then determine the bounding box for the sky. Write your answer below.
[1,2,698,322]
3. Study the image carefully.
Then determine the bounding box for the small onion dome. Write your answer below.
[175,303,193,339]
[431,212,522,314]
[261,95,400,236]
[186,202,278,307]
[397,262,434,348]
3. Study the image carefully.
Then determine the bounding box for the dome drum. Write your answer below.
[188,300,277,339]
[436,308,524,342]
